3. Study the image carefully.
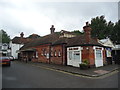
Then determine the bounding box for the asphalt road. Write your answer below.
[2,61,119,88]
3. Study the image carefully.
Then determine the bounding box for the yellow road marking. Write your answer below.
[15,61,119,79]
[31,64,119,79]
[31,64,93,79]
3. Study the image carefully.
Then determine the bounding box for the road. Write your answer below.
[2,61,119,88]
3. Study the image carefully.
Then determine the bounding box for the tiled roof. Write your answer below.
[53,35,102,47]
[20,32,61,50]
[27,34,40,39]
[12,37,31,44]
[20,32,103,50]
[52,37,69,45]
[12,33,40,44]
[66,35,103,47]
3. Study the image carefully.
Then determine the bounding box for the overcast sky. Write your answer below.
[0,0,119,39]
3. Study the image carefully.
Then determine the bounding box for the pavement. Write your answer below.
[18,60,120,77]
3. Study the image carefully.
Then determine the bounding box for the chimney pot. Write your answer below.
[20,32,24,38]
[50,25,55,34]
[83,22,92,43]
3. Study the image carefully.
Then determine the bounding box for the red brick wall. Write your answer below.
[51,45,66,65]
[34,44,51,63]
[32,44,66,65]
[88,46,95,65]
[102,48,106,64]
[82,46,95,66]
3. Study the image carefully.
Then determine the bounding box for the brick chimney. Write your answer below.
[20,32,24,38]
[50,25,55,34]
[83,22,92,43]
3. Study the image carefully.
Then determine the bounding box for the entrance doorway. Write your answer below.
[95,48,103,67]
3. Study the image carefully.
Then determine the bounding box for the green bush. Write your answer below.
[81,59,89,65]
[79,59,90,69]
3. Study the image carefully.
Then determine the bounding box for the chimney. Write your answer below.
[20,32,24,38]
[83,22,92,43]
[50,25,55,34]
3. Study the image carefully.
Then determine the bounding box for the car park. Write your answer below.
[0,57,11,66]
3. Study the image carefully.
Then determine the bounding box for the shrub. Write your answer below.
[81,59,89,65]
[79,59,90,69]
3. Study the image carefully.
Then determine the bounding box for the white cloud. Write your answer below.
[0,0,118,39]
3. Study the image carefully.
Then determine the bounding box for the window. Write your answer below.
[51,51,53,57]
[96,49,102,60]
[44,51,47,56]
[36,51,38,58]
[74,51,80,61]
[46,53,49,59]
[106,48,111,57]
[69,51,80,61]
[54,50,57,57]
[3,44,8,50]
[69,52,72,60]
[58,50,61,57]
[42,49,46,56]
[41,52,43,56]
[41,49,44,56]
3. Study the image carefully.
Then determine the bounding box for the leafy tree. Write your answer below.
[106,21,114,38]
[110,20,120,44]
[90,15,120,44]
[71,30,83,35]
[90,15,108,39]
[0,29,11,43]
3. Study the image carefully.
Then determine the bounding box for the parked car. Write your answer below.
[9,56,14,61]
[0,57,11,66]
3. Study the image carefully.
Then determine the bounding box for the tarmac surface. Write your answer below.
[3,61,119,88]
[24,61,120,77]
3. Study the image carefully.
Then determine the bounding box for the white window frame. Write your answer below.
[67,47,82,67]
[36,51,38,58]
[54,50,57,57]
[95,49,102,60]
[51,51,53,57]
[58,50,61,57]
[46,53,49,59]
[94,46,103,61]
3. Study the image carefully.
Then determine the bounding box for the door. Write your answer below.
[95,49,103,67]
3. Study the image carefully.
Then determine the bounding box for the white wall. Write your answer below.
[10,41,23,59]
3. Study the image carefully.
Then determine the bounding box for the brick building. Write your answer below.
[67,22,106,67]
[10,32,40,59]
[19,23,106,67]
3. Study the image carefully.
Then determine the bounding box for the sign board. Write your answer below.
[106,48,112,57]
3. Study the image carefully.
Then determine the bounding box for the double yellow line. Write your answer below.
[31,64,119,79]
[15,61,119,79]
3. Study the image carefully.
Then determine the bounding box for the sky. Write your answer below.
[0,0,119,39]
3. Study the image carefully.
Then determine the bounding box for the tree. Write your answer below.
[90,15,108,39]
[90,15,120,44]
[71,30,83,35]
[106,21,114,38]
[110,20,120,44]
[0,29,11,43]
